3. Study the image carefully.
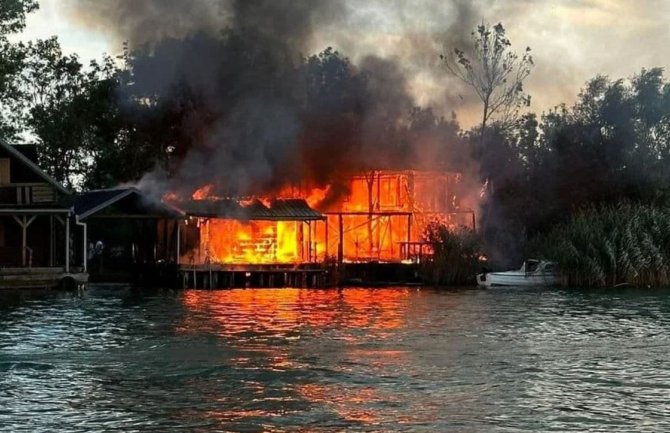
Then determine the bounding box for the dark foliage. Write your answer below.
[421,223,483,286]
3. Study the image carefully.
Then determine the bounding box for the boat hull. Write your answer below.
[477,271,561,288]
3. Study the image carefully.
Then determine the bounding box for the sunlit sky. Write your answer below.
[13,0,109,63]
[14,0,670,127]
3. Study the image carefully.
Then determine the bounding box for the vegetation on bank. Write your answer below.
[421,224,483,286]
[5,3,670,287]
[529,203,670,288]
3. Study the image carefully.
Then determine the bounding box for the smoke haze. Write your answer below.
[59,0,670,209]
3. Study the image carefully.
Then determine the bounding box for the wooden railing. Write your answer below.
[0,183,56,205]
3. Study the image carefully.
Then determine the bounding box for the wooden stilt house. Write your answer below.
[0,140,87,289]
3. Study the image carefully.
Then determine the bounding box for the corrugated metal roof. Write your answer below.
[182,198,325,221]
[265,199,325,220]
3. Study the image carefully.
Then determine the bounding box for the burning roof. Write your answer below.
[180,198,325,221]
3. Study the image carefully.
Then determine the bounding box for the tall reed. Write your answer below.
[421,224,483,286]
[529,203,670,287]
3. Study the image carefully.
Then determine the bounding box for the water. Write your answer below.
[1,286,669,432]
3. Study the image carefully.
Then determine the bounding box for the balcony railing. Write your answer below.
[0,183,56,205]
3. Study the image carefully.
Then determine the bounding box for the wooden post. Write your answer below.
[307,221,312,262]
[208,262,213,290]
[82,221,87,272]
[296,222,305,260]
[21,216,27,267]
[407,214,412,243]
[337,213,344,266]
[176,220,181,265]
[13,215,37,267]
[324,218,329,258]
[49,215,54,266]
[65,216,70,273]
[471,211,477,232]
[163,219,169,261]
[388,215,393,256]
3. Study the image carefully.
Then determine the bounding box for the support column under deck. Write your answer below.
[13,215,37,267]
[65,216,70,273]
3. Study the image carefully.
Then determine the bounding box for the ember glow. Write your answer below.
[205,220,301,265]
[173,170,475,265]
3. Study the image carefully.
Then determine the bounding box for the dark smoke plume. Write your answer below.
[67,0,481,204]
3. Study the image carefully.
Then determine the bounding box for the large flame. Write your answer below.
[176,170,474,265]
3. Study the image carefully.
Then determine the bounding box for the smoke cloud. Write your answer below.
[70,0,667,210]
[63,0,488,203]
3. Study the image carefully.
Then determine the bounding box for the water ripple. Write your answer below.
[1,286,670,432]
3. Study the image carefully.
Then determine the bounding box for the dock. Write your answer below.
[0,267,88,290]
[179,263,329,289]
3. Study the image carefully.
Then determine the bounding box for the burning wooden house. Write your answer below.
[179,198,326,266]
[171,169,475,287]
[175,197,327,288]
[316,169,476,263]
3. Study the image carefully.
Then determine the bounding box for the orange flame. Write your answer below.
[192,184,215,200]
[180,170,475,265]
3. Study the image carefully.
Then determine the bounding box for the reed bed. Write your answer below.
[529,203,670,287]
[421,224,483,286]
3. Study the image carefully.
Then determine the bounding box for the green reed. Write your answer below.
[529,203,670,287]
[421,224,484,286]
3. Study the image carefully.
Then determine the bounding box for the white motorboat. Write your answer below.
[477,259,562,287]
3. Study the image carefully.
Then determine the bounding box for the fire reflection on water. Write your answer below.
[177,288,424,427]
[179,288,411,335]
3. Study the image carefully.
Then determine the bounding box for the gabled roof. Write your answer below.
[180,198,325,221]
[0,138,69,195]
[75,187,185,220]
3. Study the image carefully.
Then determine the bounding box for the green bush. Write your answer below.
[421,223,483,286]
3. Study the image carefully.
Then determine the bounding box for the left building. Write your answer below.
[0,139,87,289]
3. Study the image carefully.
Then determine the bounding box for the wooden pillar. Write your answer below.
[407,214,412,246]
[49,215,54,266]
[307,221,312,262]
[82,221,87,272]
[324,218,329,258]
[21,217,27,267]
[163,219,169,261]
[298,221,304,261]
[208,263,213,290]
[176,220,181,265]
[337,214,344,266]
[65,216,70,273]
[388,215,393,256]
[13,215,37,267]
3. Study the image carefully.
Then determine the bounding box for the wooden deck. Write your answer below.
[0,267,88,290]
[178,263,329,289]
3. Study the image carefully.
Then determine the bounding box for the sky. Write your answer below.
[14,0,670,127]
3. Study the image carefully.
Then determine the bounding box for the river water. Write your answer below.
[1,286,669,432]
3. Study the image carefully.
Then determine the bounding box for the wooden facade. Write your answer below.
[74,188,184,285]
[0,141,87,289]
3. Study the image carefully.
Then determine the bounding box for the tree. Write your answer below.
[16,37,124,188]
[0,0,38,140]
[441,23,533,141]
[0,0,37,36]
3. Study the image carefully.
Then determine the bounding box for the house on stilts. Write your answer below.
[74,187,184,286]
[0,139,87,289]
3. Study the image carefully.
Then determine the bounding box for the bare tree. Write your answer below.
[442,22,533,142]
